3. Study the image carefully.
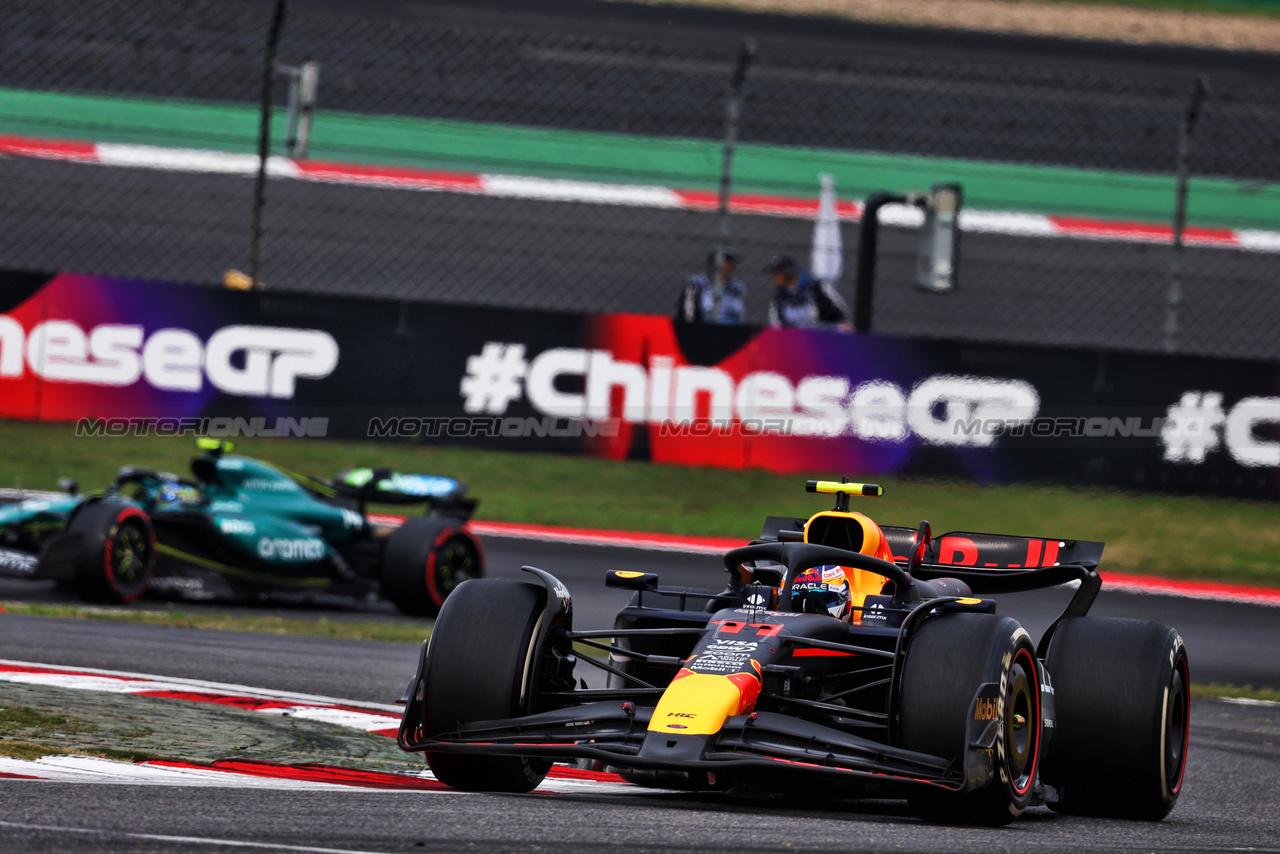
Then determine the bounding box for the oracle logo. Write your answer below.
[0,317,338,399]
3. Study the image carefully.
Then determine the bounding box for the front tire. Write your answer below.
[899,613,1042,826]
[1043,617,1189,820]
[68,502,155,603]
[381,517,483,617]
[420,578,550,792]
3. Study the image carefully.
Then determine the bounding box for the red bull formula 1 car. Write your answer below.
[396,480,1188,825]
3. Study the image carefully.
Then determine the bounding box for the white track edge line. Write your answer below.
[51,141,1278,251]
[0,659,402,713]
[0,820,402,853]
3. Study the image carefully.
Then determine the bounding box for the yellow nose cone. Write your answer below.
[648,669,761,736]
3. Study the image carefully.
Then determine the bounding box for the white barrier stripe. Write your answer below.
[480,173,682,207]
[96,143,301,179]
[960,209,1057,237]
[1236,229,1280,252]
[0,136,1250,252]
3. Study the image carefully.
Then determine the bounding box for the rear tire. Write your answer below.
[69,502,155,603]
[382,517,483,617]
[421,578,550,792]
[899,613,1041,826]
[1043,617,1188,821]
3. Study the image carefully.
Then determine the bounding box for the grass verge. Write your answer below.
[0,703,166,763]
[0,602,431,644]
[1191,683,1280,702]
[4,420,1279,587]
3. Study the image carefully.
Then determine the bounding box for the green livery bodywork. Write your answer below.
[0,442,483,613]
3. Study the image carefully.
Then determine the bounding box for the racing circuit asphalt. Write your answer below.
[2,535,1278,696]
[2,535,1279,852]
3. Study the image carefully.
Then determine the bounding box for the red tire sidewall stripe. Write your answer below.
[1171,653,1190,795]
[106,506,154,603]
[424,526,484,609]
[424,526,454,609]
[462,524,485,568]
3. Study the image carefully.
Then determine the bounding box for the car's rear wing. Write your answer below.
[330,468,478,519]
[879,526,1103,571]
[759,515,1104,594]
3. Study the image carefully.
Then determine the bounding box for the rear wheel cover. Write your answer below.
[1005,647,1040,798]
[425,534,481,608]
[105,513,154,600]
[899,614,1041,825]
[73,503,156,603]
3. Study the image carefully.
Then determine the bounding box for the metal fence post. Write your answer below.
[711,39,755,321]
[280,64,300,156]
[295,61,320,160]
[1164,75,1210,354]
[853,191,908,333]
[250,0,289,290]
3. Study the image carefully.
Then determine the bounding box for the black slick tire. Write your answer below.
[421,578,550,792]
[69,502,156,603]
[381,516,483,617]
[899,613,1042,826]
[1043,617,1189,821]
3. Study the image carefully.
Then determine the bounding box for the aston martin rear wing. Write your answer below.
[323,469,478,520]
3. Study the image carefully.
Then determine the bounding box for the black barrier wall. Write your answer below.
[3,270,1278,499]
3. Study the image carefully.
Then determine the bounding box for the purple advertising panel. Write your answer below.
[2,270,1278,498]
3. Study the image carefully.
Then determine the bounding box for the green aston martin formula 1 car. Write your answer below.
[0,440,483,615]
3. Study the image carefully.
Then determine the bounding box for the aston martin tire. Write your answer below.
[421,578,550,792]
[68,502,156,603]
[900,613,1042,826]
[381,516,483,617]
[1043,617,1189,821]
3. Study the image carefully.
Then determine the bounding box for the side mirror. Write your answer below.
[917,183,961,293]
[744,565,785,588]
[605,570,659,591]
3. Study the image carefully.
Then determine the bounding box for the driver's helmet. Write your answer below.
[158,480,202,506]
[790,565,852,620]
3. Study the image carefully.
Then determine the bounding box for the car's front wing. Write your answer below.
[400,700,998,793]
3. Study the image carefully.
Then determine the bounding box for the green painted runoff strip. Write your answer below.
[2,87,1277,228]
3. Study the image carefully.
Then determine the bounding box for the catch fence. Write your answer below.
[2,0,1279,358]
